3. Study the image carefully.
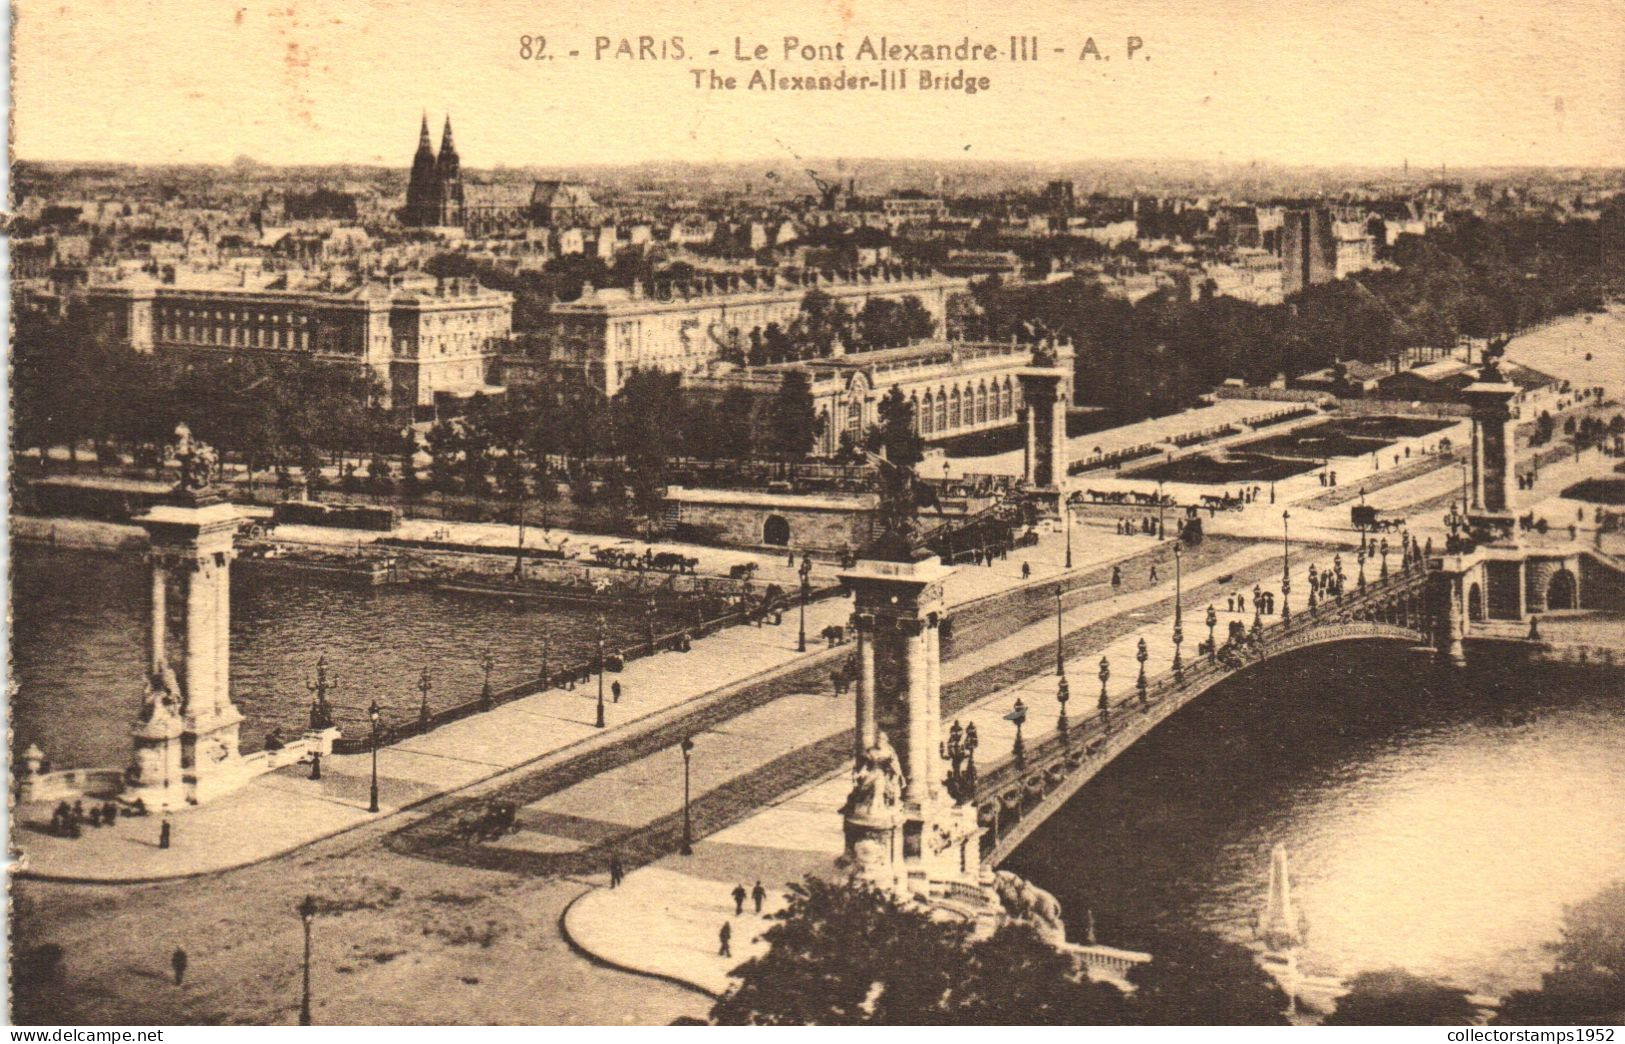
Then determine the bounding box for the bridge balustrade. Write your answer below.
[969,567,1431,862]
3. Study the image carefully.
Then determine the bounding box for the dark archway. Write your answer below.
[1467,583,1485,622]
[1547,568,1577,610]
[763,515,791,546]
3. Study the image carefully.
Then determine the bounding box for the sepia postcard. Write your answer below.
[5,0,1625,1031]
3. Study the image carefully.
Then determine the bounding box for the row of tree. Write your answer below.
[710,876,1625,1025]
[12,304,396,479]
[962,206,1625,421]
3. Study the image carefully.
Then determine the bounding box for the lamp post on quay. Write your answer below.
[367,698,381,814]
[1380,537,1390,579]
[298,894,318,1026]
[1064,497,1073,569]
[1280,509,1292,625]
[1171,542,1185,682]
[1136,637,1149,708]
[679,736,695,856]
[595,612,607,729]
[417,667,432,733]
[797,557,813,652]
[1097,655,1111,727]
[1205,604,1218,661]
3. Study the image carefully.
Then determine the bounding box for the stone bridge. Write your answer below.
[972,568,1433,866]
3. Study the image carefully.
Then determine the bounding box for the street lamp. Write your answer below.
[1205,605,1217,661]
[1357,546,1367,590]
[798,558,813,652]
[1136,636,1149,708]
[1054,584,1066,677]
[1157,480,1166,540]
[1171,543,1185,681]
[679,736,695,855]
[367,698,381,813]
[595,612,607,729]
[1098,656,1111,725]
[417,667,432,733]
[943,720,966,802]
[539,637,550,685]
[298,894,318,1026]
[1007,698,1027,765]
[479,648,495,712]
[1064,497,1073,569]
[1280,510,1292,625]
[1379,537,1390,579]
[305,655,336,732]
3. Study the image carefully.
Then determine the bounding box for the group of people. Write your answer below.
[1226,589,1279,615]
[719,881,771,957]
[1116,516,1162,537]
[48,797,145,838]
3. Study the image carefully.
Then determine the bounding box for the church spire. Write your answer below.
[418,111,432,150]
[440,115,457,157]
[436,114,461,179]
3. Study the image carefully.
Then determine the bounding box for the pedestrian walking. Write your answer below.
[1111,565,1121,592]
[159,818,171,849]
[732,883,747,915]
[611,680,622,703]
[752,880,767,914]
[1021,562,1031,580]
[719,922,732,958]
[609,857,623,888]
[171,947,188,986]
[1149,564,1159,583]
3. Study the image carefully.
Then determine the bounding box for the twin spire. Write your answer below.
[415,111,458,160]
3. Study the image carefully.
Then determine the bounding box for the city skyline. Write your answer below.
[14,0,1625,170]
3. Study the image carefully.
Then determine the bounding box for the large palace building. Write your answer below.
[82,270,512,416]
[510,266,970,397]
[687,337,1074,456]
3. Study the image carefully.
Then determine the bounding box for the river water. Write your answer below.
[1003,640,1625,998]
[9,545,685,766]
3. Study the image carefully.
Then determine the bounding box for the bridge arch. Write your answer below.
[763,514,790,546]
[977,623,1430,866]
[1547,568,1577,610]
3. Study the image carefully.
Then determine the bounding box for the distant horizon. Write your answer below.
[14,0,1624,172]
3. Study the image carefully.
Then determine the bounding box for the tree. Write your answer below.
[766,371,821,459]
[1124,930,1290,1025]
[712,877,1127,1026]
[1323,969,1479,1026]
[1498,880,1625,1025]
[864,385,925,545]
[612,370,687,529]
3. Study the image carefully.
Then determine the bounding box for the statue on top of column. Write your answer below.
[170,422,219,494]
[1479,336,1510,382]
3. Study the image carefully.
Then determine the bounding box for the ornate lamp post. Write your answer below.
[679,736,695,855]
[1333,554,1345,598]
[647,595,658,652]
[1054,584,1067,677]
[1008,698,1028,765]
[417,667,432,733]
[797,557,813,652]
[367,698,381,814]
[1280,509,1292,625]
[1379,537,1390,579]
[595,612,607,729]
[1135,637,1149,708]
[1205,605,1217,661]
[1171,543,1185,682]
[963,721,979,793]
[539,637,550,684]
[305,655,336,731]
[1064,497,1073,569]
[942,720,966,803]
[1156,480,1167,540]
[1097,656,1112,725]
[1357,546,1367,590]
[479,648,495,712]
[298,895,318,1026]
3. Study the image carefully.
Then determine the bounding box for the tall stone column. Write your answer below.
[1017,352,1071,516]
[149,556,168,675]
[854,613,877,761]
[924,615,942,803]
[1465,355,1519,535]
[900,618,930,807]
[135,500,247,806]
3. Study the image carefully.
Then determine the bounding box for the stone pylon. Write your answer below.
[1017,340,1074,515]
[839,550,983,901]
[127,500,247,808]
[1465,347,1519,538]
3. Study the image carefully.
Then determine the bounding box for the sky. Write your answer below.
[12,0,1625,170]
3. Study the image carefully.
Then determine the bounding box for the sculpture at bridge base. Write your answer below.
[839,551,991,913]
[126,426,250,811]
